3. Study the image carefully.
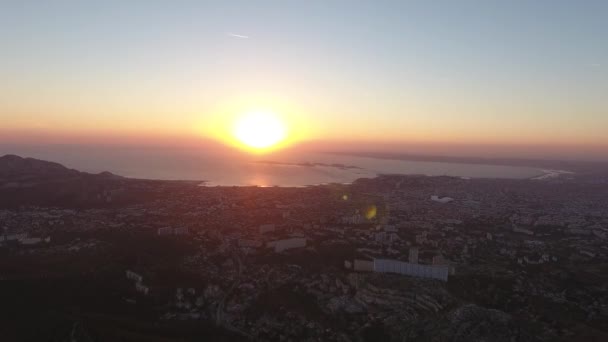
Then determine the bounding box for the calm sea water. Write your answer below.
[1,145,544,186]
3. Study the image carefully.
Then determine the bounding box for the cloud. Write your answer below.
[227,32,249,39]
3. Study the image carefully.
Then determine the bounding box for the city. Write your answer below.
[1,155,606,341]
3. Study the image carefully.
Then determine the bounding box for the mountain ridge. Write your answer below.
[0,154,119,179]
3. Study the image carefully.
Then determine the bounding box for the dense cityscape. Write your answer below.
[1,154,607,341]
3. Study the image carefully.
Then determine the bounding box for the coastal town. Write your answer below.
[1,155,608,341]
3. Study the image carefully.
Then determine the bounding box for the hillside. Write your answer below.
[0,155,131,208]
[0,154,81,179]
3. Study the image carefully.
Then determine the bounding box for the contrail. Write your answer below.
[227,32,249,39]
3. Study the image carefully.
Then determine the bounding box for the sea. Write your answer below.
[1,145,545,186]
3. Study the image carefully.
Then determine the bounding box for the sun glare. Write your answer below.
[232,111,287,151]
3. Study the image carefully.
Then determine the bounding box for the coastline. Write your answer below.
[531,169,575,180]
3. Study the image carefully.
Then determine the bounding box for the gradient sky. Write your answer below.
[1,1,607,156]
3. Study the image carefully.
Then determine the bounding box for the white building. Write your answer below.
[373,259,449,282]
[431,195,454,204]
[5,233,27,241]
[415,232,428,245]
[238,239,262,248]
[374,232,399,245]
[20,237,43,245]
[267,237,306,252]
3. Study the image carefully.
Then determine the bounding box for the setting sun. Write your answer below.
[232,111,287,151]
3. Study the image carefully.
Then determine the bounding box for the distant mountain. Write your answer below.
[329,151,608,174]
[0,155,124,208]
[0,154,119,180]
[0,154,80,179]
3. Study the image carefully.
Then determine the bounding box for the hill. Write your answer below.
[0,154,127,208]
[0,154,82,179]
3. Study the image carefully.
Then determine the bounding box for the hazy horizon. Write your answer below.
[2,133,608,163]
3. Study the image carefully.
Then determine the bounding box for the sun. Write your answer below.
[232,110,287,151]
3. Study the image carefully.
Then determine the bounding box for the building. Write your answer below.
[432,255,446,265]
[135,282,149,295]
[512,225,534,235]
[373,259,449,282]
[409,247,419,264]
[383,225,397,232]
[5,233,27,241]
[341,214,365,225]
[126,270,143,283]
[157,227,173,236]
[259,224,275,234]
[239,239,262,248]
[374,232,398,245]
[20,237,43,245]
[174,227,189,235]
[353,259,374,272]
[415,232,428,245]
[431,195,454,204]
[266,237,306,252]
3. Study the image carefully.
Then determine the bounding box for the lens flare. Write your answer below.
[364,205,377,220]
